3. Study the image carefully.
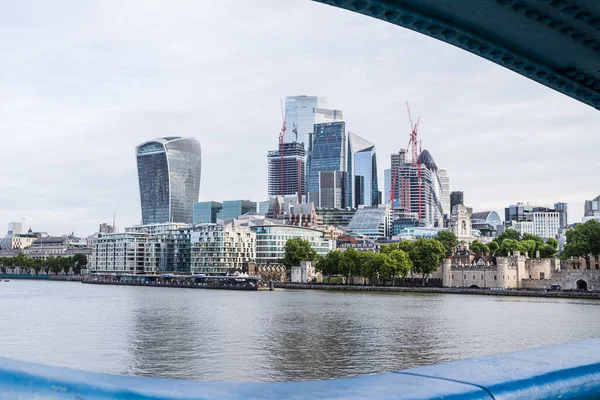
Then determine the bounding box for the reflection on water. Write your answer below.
[1,281,600,382]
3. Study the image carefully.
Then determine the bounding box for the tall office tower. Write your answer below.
[347,132,379,208]
[307,122,347,205]
[383,169,392,204]
[284,96,343,146]
[193,201,223,224]
[450,191,464,214]
[267,142,306,199]
[390,149,444,227]
[318,171,347,209]
[584,195,600,217]
[553,202,568,228]
[438,169,450,218]
[136,137,202,225]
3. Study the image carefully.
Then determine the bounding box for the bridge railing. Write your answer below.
[1,338,599,399]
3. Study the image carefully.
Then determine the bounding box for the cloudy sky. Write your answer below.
[1,0,598,237]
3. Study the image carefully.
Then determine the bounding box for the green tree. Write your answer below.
[379,243,399,255]
[47,257,62,275]
[546,238,559,250]
[372,253,395,285]
[388,249,412,284]
[488,241,499,255]
[32,259,44,274]
[361,252,382,284]
[494,228,521,244]
[496,239,526,257]
[539,244,557,259]
[339,248,362,284]
[61,257,72,274]
[72,253,88,274]
[435,231,458,253]
[522,233,543,244]
[469,240,490,254]
[410,239,446,285]
[315,251,340,282]
[281,238,317,269]
[520,239,538,257]
[563,220,600,265]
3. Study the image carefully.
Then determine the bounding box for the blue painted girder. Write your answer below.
[312,0,600,110]
[1,338,600,399]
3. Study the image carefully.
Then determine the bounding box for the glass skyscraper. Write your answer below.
[217,200,257,220]
[347,132,378,208]
[307,122,347,204]
[193,201,223,224]
[284,96,343,147]
[136,137,202,225]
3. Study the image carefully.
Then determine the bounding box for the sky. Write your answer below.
[1,0,598,237]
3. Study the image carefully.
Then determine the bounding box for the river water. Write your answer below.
[1,280,599,382]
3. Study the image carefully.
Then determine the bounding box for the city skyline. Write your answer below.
[0,0,598,236]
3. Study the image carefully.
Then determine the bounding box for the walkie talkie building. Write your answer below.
[136,137,202,225]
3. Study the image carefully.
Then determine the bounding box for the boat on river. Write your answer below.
[83,273,261,291]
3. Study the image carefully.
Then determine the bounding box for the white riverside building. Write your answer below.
[89,217,334,274]
[512,211,561,240]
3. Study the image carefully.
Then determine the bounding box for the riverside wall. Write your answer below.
[274,282,600,299]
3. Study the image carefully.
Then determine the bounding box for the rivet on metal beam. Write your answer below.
[458,36,469,45]
[575,13,591,21]
[564,68,577,77]
[467,41,478,50]
[512,4,527,12]
[564,85,574,93]
[478,46,490,55]
[490,51,502,60]
[352,1,367,11]
[414,21,428,30]
[502,56,514,65]
[443,30,456,40]
[369,6,382,16]
[400,16,415,26]
[427,25,442,35]
[514,62,525,69]
[384,11,398,21]
[583,78,594,85]
[574,73,586,81]
[562,6,579,16]
[524,67,535,75]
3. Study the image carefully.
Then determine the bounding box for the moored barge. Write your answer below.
[82,273,261,291]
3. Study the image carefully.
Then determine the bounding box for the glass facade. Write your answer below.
[136,137,202,225]
[193,202,223,224]
[318,171,346,209]
[307,122,346,199]
[251,225,333,265]
[217,200,257,221]
[284,96,343,147]
[346,205,391,239]
[347,132,378,208]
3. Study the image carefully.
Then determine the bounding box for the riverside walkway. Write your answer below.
[0,339,599,399]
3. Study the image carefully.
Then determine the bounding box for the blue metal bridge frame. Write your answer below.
[1,338,599,399]
[312,0,600,111]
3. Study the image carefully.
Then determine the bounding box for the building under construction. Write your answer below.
[267,142,306,200]
[389,149,447,227]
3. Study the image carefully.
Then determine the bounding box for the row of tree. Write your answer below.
[315,238,446,285]
[0,253,88,275]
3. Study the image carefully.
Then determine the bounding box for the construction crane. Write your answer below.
[406,102,422,220]
[293,123,302,203]
[279,100,286,197]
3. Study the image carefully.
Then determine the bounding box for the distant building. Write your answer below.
[136,137,202,225]
[193,201,223,224]
[450,191,464,214]
[291,261,318,283]
[584,195,600,217]
[284,96,342,146]
[317,170,347,209]
[384,169,392,204]
[250,224,333,265]
[439,169,450,219]
[448,204,475,244]
[504,202,561,239]
[316,208,357,229]
[267,141,306,200]
[394,226,445,240]
[217,200,257,220]
[307,121,347,203]
[190,224,256,275]
[347,132,379,207]
[98,223,115,234]
[470,211,502,237]
[554,202,568,229]
[345,205,391,240]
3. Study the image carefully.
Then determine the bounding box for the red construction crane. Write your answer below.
[279,100,286,197]
[406,102,422,220]
[293,123,302,203]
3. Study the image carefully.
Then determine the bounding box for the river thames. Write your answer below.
[1,280,599,382]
